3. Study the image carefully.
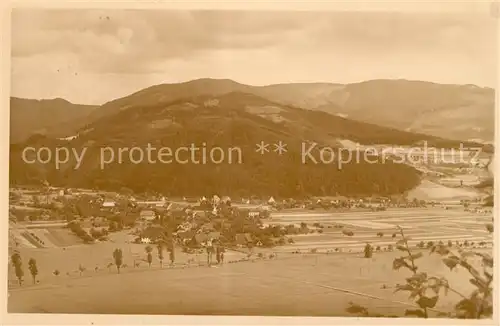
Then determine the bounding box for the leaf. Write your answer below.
[404,309,426,318]
[396,239,405,246]
[394,284,414,293]
[455,298,476,317]
[417,295,439,309]
[469,278,484,290]
[427,277,442,295]
[406,272,427,284]
[460,261,482,280]
[396,245,407,252]
[434,245,450,256]
[441,279,450,296]
[459,250,476,259]
[409,288,422,300]
[484,270,493,282]
[345,303,368,315]
[442,257,459,270]
[430,245,437,254]
[476,253,494,268]
[412,252,423,260]
[485,223,493,233]
[393,257,411,271]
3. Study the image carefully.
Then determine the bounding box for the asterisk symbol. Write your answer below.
[274,141,287,155]
[256,141,269,154]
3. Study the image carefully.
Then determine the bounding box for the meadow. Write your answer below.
[8,206,493,317]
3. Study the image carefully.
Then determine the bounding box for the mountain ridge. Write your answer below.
[90,78,496,142]
[10,77,495,144]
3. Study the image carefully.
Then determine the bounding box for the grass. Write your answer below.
[8,247,490,316]
[8,206,493,316]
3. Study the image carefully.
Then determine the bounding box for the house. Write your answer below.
[136,200,166,208]
[235,233,253,247]
[140,209,156,221]
[268,197,276,205]
[248,211,260,218]
[199,222,216,232]
[102,201,116,208]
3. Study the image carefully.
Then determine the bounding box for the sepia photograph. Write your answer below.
[5,2,497,322]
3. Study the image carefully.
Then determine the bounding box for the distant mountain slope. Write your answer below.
[11,92,431,197]
[87,78,495,142]
[10,97,98,143]
[254,80,494,141]
[11,78,494,143]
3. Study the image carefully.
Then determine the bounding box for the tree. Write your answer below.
[113,248,123,273]
[348,224,494,319]
[364,243,373,258]
[11,251,24,286]
[157,244,164,268]
[28,258,38,284]
[169,246,176,265]
[78,264,86,276]
[146,245,153,267]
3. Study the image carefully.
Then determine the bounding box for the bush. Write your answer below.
[68,221,94,242]
[342,230,354,236]
[347,226,494,319]
[364,244,373,258]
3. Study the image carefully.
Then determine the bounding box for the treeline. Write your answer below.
[10,146,421,197]
[9,97,425,197]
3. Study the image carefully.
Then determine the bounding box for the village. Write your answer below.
[9,181,493,259]
[7,181,494,317]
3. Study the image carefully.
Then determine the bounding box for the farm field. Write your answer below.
[7,230,249,288]
[268,207,493,252]
[8,249,488,316]
[8,206,493,316]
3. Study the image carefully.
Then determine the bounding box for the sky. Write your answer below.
[10,8,498,105]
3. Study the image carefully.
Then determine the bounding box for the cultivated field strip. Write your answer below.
[268,208,492,252]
